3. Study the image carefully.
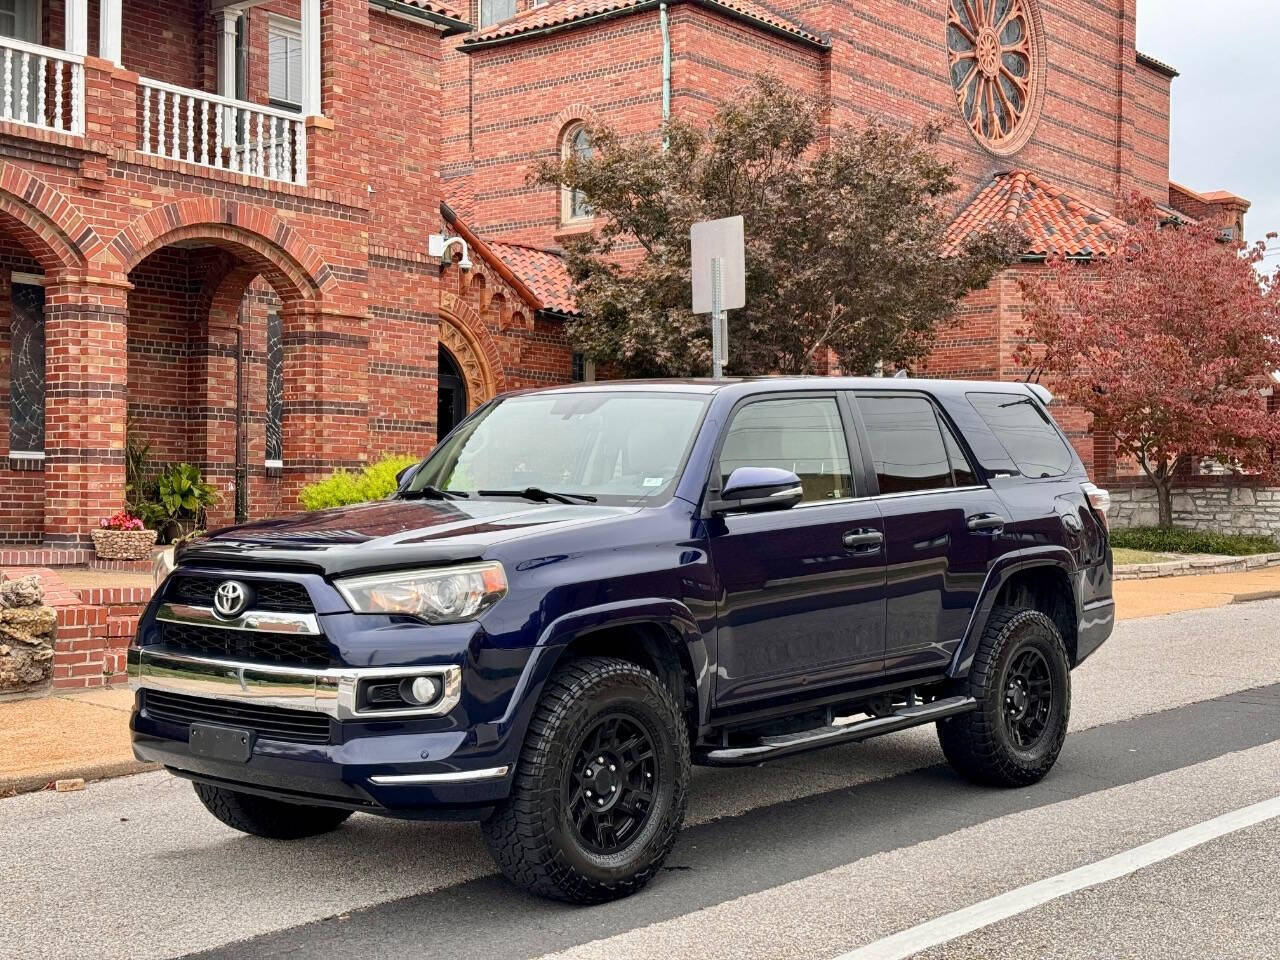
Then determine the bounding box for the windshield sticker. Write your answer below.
[643,477,664,487]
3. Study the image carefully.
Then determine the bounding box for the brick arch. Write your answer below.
[553,103,599,134]
[0,163,103,270]
[109,199,332,304]
[440,292,505,410]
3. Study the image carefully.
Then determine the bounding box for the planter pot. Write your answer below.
[91,527,158,561]
[163,518,200,544]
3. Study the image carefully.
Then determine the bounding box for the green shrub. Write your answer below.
[1110,526,1278,557]
[298,454,420,511]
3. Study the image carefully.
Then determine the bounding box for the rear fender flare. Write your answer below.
[948,547,1078,678]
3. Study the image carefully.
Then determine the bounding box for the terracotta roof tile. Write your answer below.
[485,240,578,314]
[945,171,1127,259]
[380,0,468,26]
[461,0,826,48]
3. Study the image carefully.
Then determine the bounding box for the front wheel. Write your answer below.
[482,656,690,903]
[193,782,353,839]
[937,607,1071,787]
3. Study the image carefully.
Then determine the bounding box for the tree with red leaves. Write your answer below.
[1020,195,1280,528]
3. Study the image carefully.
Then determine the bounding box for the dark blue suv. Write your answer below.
[129,378,1114,903]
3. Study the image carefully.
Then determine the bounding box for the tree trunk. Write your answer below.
[1155,478,1174,529]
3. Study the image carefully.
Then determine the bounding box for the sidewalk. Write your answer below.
[3,563,1280,796]
[0,687,155,796]
[1113,564,1280,620]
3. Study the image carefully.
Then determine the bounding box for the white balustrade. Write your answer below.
[0,37,84,135]
[138,78,306,186]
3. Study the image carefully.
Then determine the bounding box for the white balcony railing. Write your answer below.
[138,79,306,186]
[0,37,84,135]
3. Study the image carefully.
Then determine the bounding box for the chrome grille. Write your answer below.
[168,576,313,613]
[155,621,330,668]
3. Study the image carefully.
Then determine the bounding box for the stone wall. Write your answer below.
[0,575,55,696]
[1108,484,1280,536]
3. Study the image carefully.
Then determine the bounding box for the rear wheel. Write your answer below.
[193,782,352,839]
[482,656,689,903]
[937,606,1071,787]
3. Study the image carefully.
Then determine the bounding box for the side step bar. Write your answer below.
[693,695,978,767]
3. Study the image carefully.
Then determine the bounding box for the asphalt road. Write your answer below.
[2,600,1279,960]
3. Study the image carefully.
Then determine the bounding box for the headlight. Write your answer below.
[153,547,176,590]
[335,562,507,623]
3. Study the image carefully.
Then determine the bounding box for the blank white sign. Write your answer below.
[691,215,745,313]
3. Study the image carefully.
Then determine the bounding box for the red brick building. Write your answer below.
[0,0,1246,550]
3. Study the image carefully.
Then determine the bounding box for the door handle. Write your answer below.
[843,529,884,552]
[966,513,1006,533]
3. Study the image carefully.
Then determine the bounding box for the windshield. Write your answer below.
[408,391,711,505]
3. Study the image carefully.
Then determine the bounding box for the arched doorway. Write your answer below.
[438,343,468,437]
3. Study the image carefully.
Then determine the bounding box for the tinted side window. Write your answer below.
[940,417,978,486]
[857,395,953,495]
[967,392,1073,479]
[719,397,853,503]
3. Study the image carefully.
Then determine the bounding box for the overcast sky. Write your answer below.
[1137,0,1279,262]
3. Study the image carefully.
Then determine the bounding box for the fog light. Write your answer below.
[401,675,441,706]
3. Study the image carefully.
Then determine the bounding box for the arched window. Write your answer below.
[560,123,592,224]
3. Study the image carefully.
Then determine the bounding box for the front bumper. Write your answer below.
[129,647,516,815]
[128,644,462,721]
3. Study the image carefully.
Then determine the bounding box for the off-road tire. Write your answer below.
[937,606,1071,787]
[481,656,690,904]
[193,782,353,839]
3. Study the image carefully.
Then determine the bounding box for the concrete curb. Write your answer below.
[0,759,160,798]
[1113,551,1280,581]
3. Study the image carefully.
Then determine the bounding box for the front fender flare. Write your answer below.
[494,598,712,750]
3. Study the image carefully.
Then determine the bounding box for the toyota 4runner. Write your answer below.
[129,377,1114,903]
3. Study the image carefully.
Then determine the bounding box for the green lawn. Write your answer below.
[1112,547,1179,566]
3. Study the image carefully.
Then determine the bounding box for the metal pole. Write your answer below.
[711,256,724,379]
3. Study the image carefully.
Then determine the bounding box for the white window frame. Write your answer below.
[8,269,45,460]
[560,122,592,225]
[267,14,303,112]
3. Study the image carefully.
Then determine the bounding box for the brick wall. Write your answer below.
[53,586,151,689]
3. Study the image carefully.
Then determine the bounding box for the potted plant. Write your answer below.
[91,511,158,560]
[158,463,219,543]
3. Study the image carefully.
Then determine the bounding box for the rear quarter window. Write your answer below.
[966,392,1074,479]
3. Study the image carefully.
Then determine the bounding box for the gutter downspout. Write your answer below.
[660,1,671,148]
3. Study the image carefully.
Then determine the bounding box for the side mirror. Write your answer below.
[710,466,803,514]
[395,463,420,488]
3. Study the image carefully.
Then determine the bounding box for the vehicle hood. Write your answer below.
[177,497,637,576]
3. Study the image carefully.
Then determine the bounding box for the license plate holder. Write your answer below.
[189,723,255,763]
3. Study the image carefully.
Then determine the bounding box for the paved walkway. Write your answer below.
[2,562,1279,795]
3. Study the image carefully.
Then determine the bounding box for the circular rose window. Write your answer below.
[946,0,1045,155]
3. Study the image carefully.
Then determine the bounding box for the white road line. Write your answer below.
[833,794,1280,960]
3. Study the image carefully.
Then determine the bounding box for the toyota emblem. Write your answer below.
[212,580,249,619]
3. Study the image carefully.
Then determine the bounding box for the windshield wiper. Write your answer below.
[400,484,468,501]
[476,487,597,504]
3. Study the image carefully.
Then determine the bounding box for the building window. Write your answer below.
[479,0,515,27]
[265,310,283,466]
[268,15,303,110]
[561,123,592,223]
[570,353,596,383]
[8,278,45,457]
[945,0,1044,156]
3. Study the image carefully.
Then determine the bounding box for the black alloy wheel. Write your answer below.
[567,713,658,855]
[481,656,690,903]
[937,606,1071,787]
[1001,647,1053,749]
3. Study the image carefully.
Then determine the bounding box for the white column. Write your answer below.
[99,0,122,66]
[218,11,239,151]
[300,0,321,116]
[66,0,89,56]
[218,10,239,98]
